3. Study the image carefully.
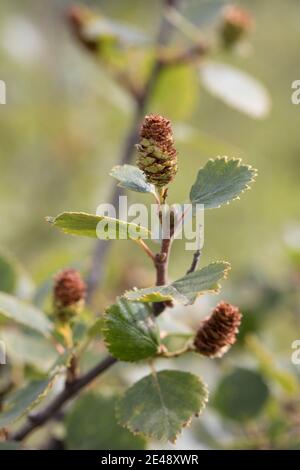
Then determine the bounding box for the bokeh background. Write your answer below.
[1,0,300,450]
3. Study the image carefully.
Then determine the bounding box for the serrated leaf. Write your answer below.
[162,333,194,353]
[0,292,53,337]
[110,164,155,195]
[47,212,150,240]
[125,288,175,303]
[190,157,256,209]
[213,367,270,422]
[1,329,58,372]
[66,394,145,450]
[0,377,57,429]
[0,355,69,428]
[103,298,160,361]
[125,262,230,305]
[200,61,271,118]
[116,370,208,442]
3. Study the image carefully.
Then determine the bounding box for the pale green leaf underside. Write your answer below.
[83,16,149,46]
[116,370,208,443]
[125,262,230,305]
[103,298,160,362]
[47,212,150,240]
[1,329,58,372]
[162,333,194,354]
[0,292,53,337]
[200,61,271,118]
[110,164,155,194]
[0,357,69,428]
[0,372,60,429]
[190,157,256,209]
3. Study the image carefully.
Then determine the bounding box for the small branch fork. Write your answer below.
[10,356,117,442]
[8,0,207,445]
[10,203,177,443]
[86,0,207,304]
[86,0,180,303]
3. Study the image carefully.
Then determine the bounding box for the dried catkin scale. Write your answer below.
[194,301,242,358]
[136,114,178,187]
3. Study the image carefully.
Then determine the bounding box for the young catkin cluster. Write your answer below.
[194,301,242,358]
[136,114,178,187]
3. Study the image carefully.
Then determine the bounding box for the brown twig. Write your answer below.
[65,354,78,385]
[10,355,117,442]
[9,0,182,445]
[152,212,175,315]
[187,249,201,274]
[159,42,209,66]
[86,0,181,304]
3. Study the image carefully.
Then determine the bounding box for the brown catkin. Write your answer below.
[194,301,242,358]
[54,269,86,309]
[220,5,253,48]
[136,114,178,187]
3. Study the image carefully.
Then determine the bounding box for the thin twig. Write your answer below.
[65,354,78,385]
[10,356,117,442]
[153,215,175,315]
[9,0,182,445]
[186,249,201,274]
[136,239,156,262]
[86,0,180,304]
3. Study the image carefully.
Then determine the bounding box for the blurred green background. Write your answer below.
[1,0,300,450]
[0,0,299,282]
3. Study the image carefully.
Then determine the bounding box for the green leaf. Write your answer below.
[0,251,17,294]
[151,64,199,120]
[66,394,146,450]
[0,292,53,337]
[83,14,149,47]
[1,329,58,372]
[126,289,172,303]
[200,61,271,118]
[116,370,208,443]
[110,164,156,195]
[161,333,194,353]
[47,212,150,240]
[0,354,70,428]
[125,262,230,305]
[0,378,55,428]
[87,318,105,339]
[190,157,256,209]
[103,298,160,361]
[213,368,270,422]
[0,249,34,299]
